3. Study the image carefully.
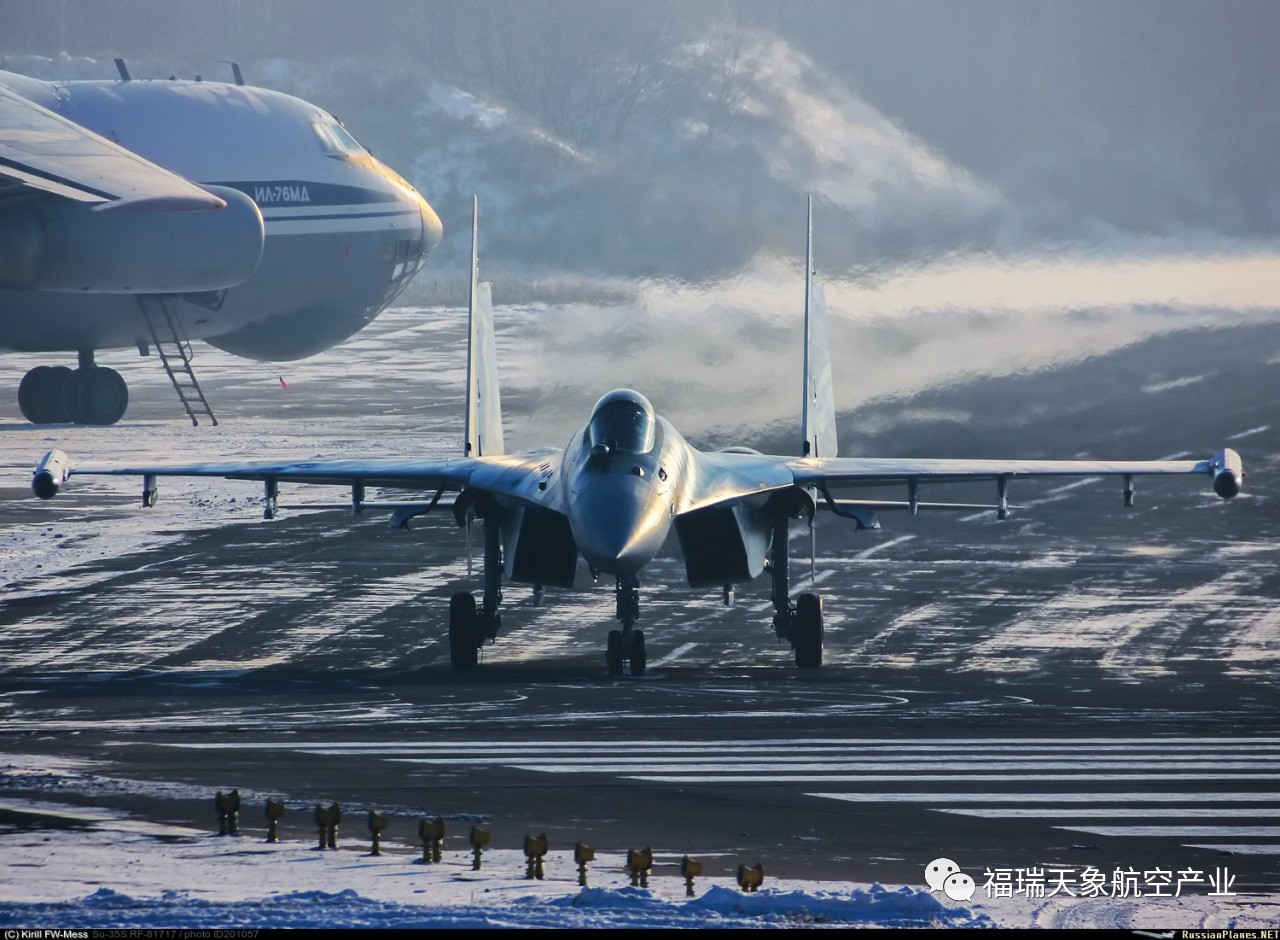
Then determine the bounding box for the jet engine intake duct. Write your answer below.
[675,500,771,588]
[0,186,263,293]
[501,504,577,588]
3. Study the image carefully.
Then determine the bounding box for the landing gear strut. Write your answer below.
[447,503,503,669]
[606,576,646,676]
[769,511,823,668]
[17,351,129,425]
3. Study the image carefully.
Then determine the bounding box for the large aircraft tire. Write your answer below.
[448,592,479,669]
[74,367,129,425]
[18,366,55,423]
[606,630,625,676]
[629,630,647,677]
[794,592,823,669]
[43,365,74,424]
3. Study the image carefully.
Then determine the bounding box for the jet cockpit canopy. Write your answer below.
[588,389,656,455]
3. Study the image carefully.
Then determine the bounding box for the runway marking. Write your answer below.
[1055,825,1280,837]
[1185,843,1280,855]
[854,535,917,560]
[154,733,1280,853]
[165,736,1280,750]
[628,773,1280,783]
[810,792,1280,803]
[747,570,837,612]
[935,808,1280,818]
[648,643,698,667]
[391,759,1280,773]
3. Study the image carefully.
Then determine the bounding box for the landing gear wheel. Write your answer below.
[448,592,479,669]
[73,366,129,425]
[606,630,624,676]
[629,630,646,677]
[43,366,74,423]
[18,366,55,423]
[794,592,823,669]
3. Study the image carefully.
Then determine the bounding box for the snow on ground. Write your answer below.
[0,813,988,929]
[1,754,1277,929]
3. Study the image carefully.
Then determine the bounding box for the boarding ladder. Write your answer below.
[139,296,218,426]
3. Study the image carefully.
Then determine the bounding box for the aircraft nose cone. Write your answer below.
[419,195,443,253]
[570,474,668,576]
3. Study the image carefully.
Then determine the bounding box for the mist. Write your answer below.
[3,1,1278,446]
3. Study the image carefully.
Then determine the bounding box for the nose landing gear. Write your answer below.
[606,577,646,676]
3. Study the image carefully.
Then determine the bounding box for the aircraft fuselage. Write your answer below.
[0,69,442,361]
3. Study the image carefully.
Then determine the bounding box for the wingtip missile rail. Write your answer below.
[31,448,70,500]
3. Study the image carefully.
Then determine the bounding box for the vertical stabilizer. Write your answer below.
[463,196,504,457]
[800,195,837,458]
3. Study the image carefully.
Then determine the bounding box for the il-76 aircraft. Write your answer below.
[1,62,442,426]
[32,198,1245,675]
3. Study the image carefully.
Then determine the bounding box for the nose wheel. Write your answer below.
[606,577,647,676]
[606,628,646,676]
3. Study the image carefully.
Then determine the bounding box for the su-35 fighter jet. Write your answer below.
[32,198,1245,675]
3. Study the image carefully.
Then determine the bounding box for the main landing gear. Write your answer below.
[17,352,129,425]
[606,576,646,677]
[768,512,824,668]
[447,506,503,668]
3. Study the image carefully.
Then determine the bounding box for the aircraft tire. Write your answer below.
[18,366,55,423]
[42,365,75,424]
[448,592,479,669]
[606,630,624,676]
[794,592,823,669]
[73,366,129,425]
[629,630,646,677]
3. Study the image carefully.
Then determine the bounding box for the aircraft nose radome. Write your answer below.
[419,195,443,252]
[569,479,667,576]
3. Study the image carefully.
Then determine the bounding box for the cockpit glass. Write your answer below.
[312,120,365,157]
[589,400,655,455]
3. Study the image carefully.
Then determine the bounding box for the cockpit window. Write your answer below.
[589,399,656,455]
[312,120,365,157]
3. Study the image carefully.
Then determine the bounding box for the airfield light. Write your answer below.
[264,798,286,843]
[469,825,491,870]
[214,788,240,836]
[737,862,765,893]
[418,817,445,863]
[626,846,653,887]
[367,810,389,856]
[314,802,341,849]
[680,855,703,897]
[574,843,595,885]
[523,832,549,879]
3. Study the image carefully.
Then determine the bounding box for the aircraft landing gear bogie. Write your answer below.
[769,508,825,669]
[18,359,129,425]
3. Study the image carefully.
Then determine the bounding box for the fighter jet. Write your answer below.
[1,62,442,426]
[31,198,1245,675]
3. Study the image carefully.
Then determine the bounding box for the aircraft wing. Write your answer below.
[32,448,565,513]
[789,455,1216,487]
[0,81,223,208]
[677,447,1242,520]
[785,450,1244,517]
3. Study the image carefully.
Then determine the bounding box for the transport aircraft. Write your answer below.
[1,61,442,426]
[31,198,1245,675]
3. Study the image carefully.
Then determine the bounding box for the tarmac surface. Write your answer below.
[2,305,1278,899]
